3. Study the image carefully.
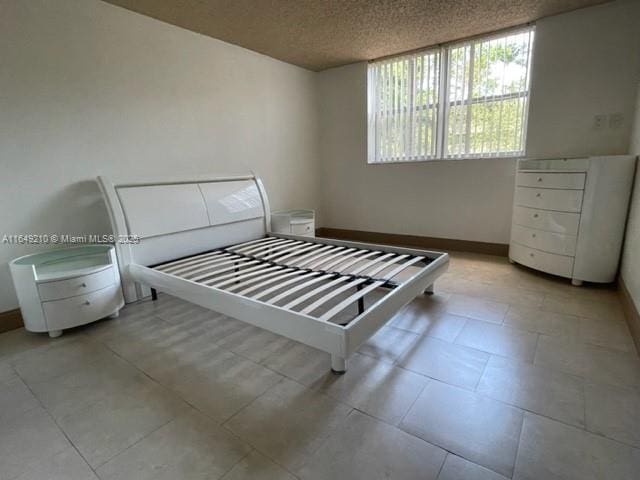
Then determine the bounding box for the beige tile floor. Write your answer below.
[1,252,639,480]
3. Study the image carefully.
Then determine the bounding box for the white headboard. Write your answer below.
[97,174,271,302]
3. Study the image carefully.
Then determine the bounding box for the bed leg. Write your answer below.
[331,355,346,375]
[151,288,158,301]
[423,284,434,295]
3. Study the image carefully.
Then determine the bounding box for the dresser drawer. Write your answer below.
[42,284,124,331]
[519,158,590,171]
[517,172,585,190]
[514,187,583,212]
[510,243,574,278]
[38,266,117,301]
[511,224,577,256]
[512,206,580,235]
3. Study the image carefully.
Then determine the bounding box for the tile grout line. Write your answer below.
[218,375,340,478]
[93,416,179,472]
[88,299,640,451]
[14,368,101,480]
[510,409,528,480]
[80,315,304,476]
[78,317,269,473]
[10,284,636,480]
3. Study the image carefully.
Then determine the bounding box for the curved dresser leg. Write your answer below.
[48,330,63,338]
[331,355,346,375]
[571,279,583,287]
[108,311,120,319]
[424,284,434,295]
[508,258,515,264]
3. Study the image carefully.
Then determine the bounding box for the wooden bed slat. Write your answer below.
[226,236,273,250]
[191,259,261,283]
[321,249,371,271]
[305,248,358,270]
[295,246,346,268]
[301,278,368,315]
[240,270,315,297]
[229,236,282,253]
[165,254,241,276]
[333,250,380,273]
[258,240,306,259]
[281,276,351,310]
[243,238,298,255]
[363,254,409,278]
[381,255,425,280]
[158,251,228,272]
[208,264,285,289]
[234,237,292,255]
[271,242,325,264]
[284,244,335,266]
[318,282,380,322]
[227,268,299,294]
[318,256,426,323]
[263,272,335,304]
[348,252,397,276]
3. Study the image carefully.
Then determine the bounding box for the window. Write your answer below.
[367,50,441,162]
[368,26,535,163]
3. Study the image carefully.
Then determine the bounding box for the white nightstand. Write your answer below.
[271,209,315,237]
[10,245,124,338]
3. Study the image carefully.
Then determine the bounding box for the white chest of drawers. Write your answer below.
[10,245,124,337]
[509,156,636,285]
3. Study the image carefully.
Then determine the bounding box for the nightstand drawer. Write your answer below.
[42,284,124,331]
[291,221,315,236]
[510,243,574,278]
[38,266,117,301]
[511,224,577,256]
[517,172,585,190]
[512,206,580,235]
[514,187,583,212]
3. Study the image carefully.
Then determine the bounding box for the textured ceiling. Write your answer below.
[102,0,612,71]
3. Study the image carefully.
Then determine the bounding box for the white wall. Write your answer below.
[0,0,320,312]
[621,84,640,310]
[318,0,640,244]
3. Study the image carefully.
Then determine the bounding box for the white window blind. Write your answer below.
[367,26,535,163]
[445,28,535,158]
[367,50,441,163]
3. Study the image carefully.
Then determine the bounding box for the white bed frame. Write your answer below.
[97,173,449,373]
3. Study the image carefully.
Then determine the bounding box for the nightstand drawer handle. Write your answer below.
[84,300,91,306]
[81,283,87,287]
[529,253,535,258]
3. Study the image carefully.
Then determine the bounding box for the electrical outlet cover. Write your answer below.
[594,114,606,130]
[609,113,624,129]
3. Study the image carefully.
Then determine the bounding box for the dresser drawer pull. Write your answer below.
[81,283,87,287]
[533,213,539,218]
[536,193,541,198]
[84,300,91,306]
[529,253,535,257]
[537,177,543,182]
[532,233,536,238]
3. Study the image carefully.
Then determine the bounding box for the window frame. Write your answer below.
[367,25,536,164]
